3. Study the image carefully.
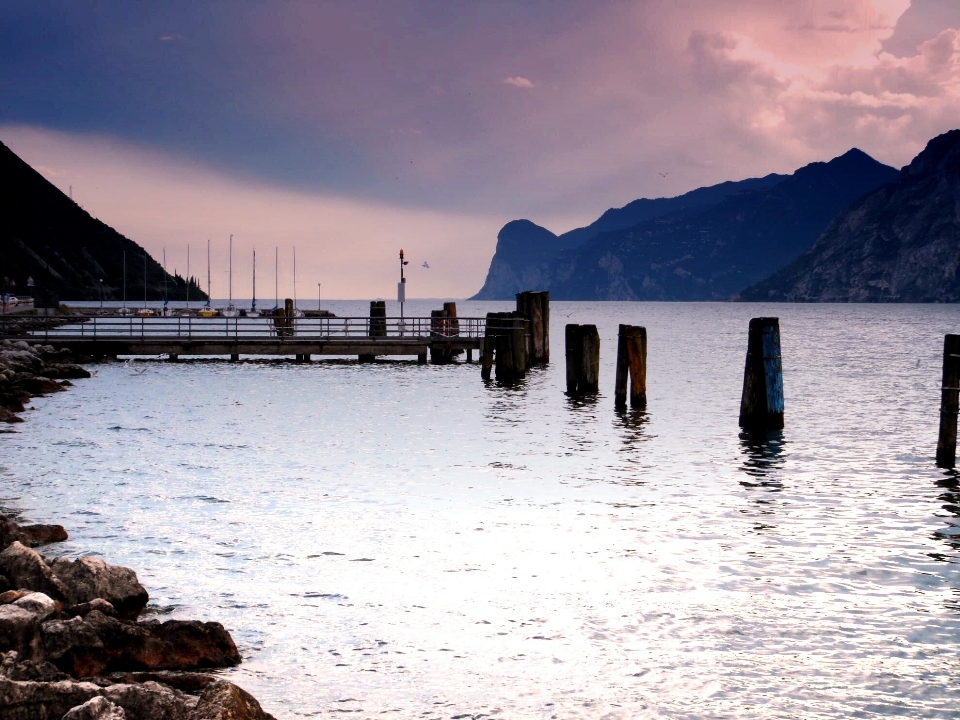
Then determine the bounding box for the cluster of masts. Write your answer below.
[119,237,311,318]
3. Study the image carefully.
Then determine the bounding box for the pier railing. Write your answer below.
[14,314,508,342]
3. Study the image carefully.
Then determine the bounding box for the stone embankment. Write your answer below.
[0,339,90,426]
[0,342,276,719]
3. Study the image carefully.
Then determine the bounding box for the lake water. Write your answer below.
[3,301,960,719]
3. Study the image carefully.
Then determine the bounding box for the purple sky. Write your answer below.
[3,0,959,298]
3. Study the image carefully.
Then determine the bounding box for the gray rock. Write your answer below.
[189,680,277,720]
[65,600,116,619]
[0,677,101,720]
[62,696,127,720]
[49,558,147,621]
[102,681,195,720]
[12,593,57,622]
[0,543,69,602]
[0,650,71,682]
[41,611,241,677]
[0,605,41,662]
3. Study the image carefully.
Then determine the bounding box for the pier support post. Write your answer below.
[360,300,386,362]
[566,324,599,395]
[615,325,647,409]
[417,351,427,364]
[516,291,549,364]
[168,353,179,362]
[936,334,960,468]
[481,312,497,380]
[230,353,240,362]
[738,317,784,431]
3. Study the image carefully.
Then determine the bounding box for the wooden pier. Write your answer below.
[10,313,508,362]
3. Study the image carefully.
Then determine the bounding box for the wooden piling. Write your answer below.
[443,302,459,338]
[615,325,647,409]
[936,334,960,468]
[580,324,600,394]
[738,317,784,431]
[566,324,582,394]
[516,291,549,364]
[481,312,497,380]
[369,301,387,337]
[360,300,386,362]
[230,353,240,362]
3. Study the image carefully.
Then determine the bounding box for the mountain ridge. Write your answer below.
[0,140,203,302]
[740,130,960,302]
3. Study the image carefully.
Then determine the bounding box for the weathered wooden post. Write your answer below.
[443,301,459,337]
[369,300,387,337]
[429,309,447,364]
[495,314,518,383]
[516,291,549,364]
[510,315,528,377]
[566,324,582,394]
[614,325,647,409]
[936,334,960,468]
[360,300,386,363]
[738,317,784,431]
[580,324,599,394]
[481,312,497,380]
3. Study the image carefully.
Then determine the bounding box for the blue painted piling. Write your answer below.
[738,317,784,430]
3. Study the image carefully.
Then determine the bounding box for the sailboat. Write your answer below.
[222,234,240,317]
[198,239,218,317]
[247,248,261,317]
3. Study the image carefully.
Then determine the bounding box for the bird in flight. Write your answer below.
[658,172,669,178]
[422,261,430,269]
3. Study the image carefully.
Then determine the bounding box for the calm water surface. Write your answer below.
[3,301,960,719]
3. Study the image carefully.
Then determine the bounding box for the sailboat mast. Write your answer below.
[252,249,257,309]
[122,251,126,309]
[163,248,168,307]
[275,246,278,309]
[206,238,211,306]
[228,234,233,305]
[143,253,147,308]
[293,246,297,312]
[186,245,190,309]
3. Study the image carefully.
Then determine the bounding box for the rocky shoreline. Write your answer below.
[0,341,276,719]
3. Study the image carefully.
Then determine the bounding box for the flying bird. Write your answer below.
[658,172,669,178]
[422,261,430,269]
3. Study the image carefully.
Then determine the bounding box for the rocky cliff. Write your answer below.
[741,130,960,302]
[472,149,899,301]
[0,140,204,303]
[470,174,787,300]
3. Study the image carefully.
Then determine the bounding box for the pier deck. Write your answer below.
[10,314,498,360]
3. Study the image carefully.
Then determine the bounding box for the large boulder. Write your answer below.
[48,559,147,621]
[0,606,41,662]
[189,681,277,720]
[0,677,101,720]
[16,526,68,549]
[41,611,241,677]
[101,681,195,720]
[62,696,126,720]
[12,593,57,622]
[0,544,68,603]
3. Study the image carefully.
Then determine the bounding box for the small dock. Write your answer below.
[12,314,498,363]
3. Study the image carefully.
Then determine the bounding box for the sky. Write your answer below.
[2,0,959,299]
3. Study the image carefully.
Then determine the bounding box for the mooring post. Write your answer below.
[539,291,550,363]
[565,324,583,394]
[580,324,600,394]
[628,326,647,409]
[615,325,629,408]
[738,317,784,430]
[230,353,240,362]
[936,334,960,468]
[443,301,459,337]
[481,312,497,379]
[516,291,549,364]
[360,300,386,363]
[494,314,518,382]
[430,309,448,364]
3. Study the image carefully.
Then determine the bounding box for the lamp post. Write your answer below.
[398,248,409,327]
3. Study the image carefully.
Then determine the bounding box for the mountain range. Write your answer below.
[472,149,901,301]
[0,140,204,303]
[742,130,960,302]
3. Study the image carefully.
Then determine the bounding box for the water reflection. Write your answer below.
[614,408,650,451]
[933,470,960,556]
[738,430,786,487]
